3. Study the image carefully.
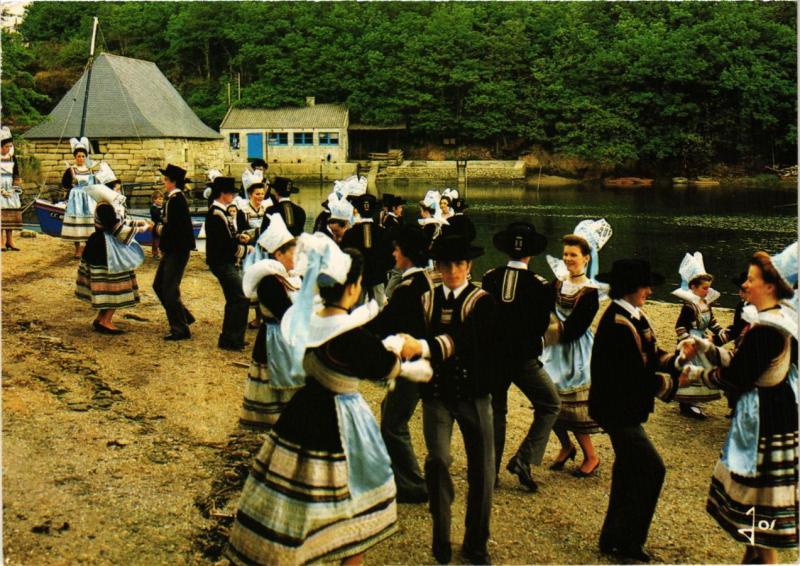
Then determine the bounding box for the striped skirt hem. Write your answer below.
[706,431,798,549]
[240,361,302,429]
[0,209,23,230]
[62,216,95,241]
[227,430,397,564]
[75,261,140,309]
[556,387,601,434]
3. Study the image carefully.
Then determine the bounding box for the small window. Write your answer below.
[229,133,240,149]
[319,132,339,146]
[90,140,101,154]
[268,132,288,146]
[293,132,313,145]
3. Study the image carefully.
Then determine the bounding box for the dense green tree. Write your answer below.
[7,1,796,170]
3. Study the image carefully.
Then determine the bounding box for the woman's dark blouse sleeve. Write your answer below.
[712,325,790,393]
[675,303,695,341]
[561,287,599,343]
[256,275,293,320]
[327,327,400,382]
[61,168,73,191]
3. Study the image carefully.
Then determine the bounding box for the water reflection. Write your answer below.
[141,180,798,309]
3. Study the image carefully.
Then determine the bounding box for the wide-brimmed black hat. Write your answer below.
[250,158,268,169]
[381,193,395,208]
[352,194,378,217]
[431,234,484,261]
[596,258,665,292]
[212,176,237,194]
[493,221,547,258]
[272,176,299,196]
[388,194,407,208]
[394,225,429,266]
[452,197,468,213]
[159,164,188,187]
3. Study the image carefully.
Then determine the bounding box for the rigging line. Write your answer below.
[97,19,143,145]
[57,58,93,148]
[48,58,93,189]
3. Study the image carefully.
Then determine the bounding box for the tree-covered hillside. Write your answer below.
[4,1,796,169]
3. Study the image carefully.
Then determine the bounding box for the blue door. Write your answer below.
[247,133,264,160]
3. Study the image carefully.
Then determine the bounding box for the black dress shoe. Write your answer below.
[599,539,652,563]
[571,459,600,478]
[218,342,245,351]
[506,456,539,492]
[461,545,491,565]
[93,323,124,335]
[164,332,191,341]
[549,445,577,471]
[615,545,652,563]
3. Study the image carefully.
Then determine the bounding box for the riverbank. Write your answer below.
[2,235,796,564]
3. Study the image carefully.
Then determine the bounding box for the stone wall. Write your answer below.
[381,160,526,180]
[24,137,227,186]
[224,161,357,182]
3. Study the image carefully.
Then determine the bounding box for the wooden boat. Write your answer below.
[33,198,204,245]
[602,177,654,188]
[672,177,689,185]
[688,176,720,187]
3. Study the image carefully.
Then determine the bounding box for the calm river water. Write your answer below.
[294,180,797,308]
[30,179,794,308]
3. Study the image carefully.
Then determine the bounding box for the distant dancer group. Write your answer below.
[46,137,797,565]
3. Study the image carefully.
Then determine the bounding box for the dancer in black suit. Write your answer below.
[152,164,195,340]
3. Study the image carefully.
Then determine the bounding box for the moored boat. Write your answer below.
[672,176,689,185]
[602,177,654,188]
[33,198,204,245]
[688,176,720,187]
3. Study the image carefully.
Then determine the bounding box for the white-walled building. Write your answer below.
[219,98,349,165]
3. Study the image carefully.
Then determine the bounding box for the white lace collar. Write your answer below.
[742,304,797,340]
[281,300,380,348]
[671,287,721,305]
[242,258,300,299]
[418,217,449,226]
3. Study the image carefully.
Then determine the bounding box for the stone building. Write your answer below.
[23,53,224,189]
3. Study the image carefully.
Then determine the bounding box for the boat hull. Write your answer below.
[33,199,204,245]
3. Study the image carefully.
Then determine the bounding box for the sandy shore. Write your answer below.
[2,234,796,564]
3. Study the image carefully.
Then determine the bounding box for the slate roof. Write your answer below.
[220,104,349,130]
[24,53,220,140]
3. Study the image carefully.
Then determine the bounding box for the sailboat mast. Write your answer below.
[78,17,99,139]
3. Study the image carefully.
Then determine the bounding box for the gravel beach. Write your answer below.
[2,235,797,565]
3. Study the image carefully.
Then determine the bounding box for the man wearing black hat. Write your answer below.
[482,221,560,493]
[442,198,476,243]
[367,225,434,504]
[205,177,252,351]
[405,234,498,565]
[341,193,394,306]
[589,259,685,563]
[265,177,305,236]
[380,194,405,236]
[153,164,196,341]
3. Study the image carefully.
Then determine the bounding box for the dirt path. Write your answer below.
[2,235,795,564]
